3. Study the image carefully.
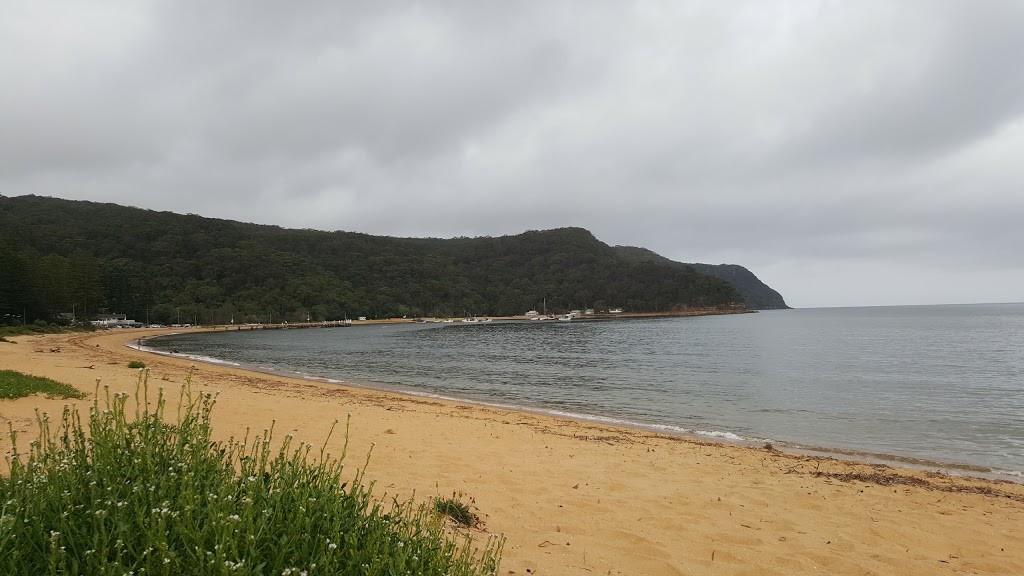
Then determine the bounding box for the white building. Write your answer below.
[91,313,142,328]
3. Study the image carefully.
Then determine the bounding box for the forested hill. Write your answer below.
[0,195,779,325]
[613,246,789,309]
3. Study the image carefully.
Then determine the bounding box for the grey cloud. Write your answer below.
[147,2,603,164]
[775,1,1024,168]
[2,0,1023,307]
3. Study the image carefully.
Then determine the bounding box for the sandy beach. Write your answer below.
[2,329,1023,575]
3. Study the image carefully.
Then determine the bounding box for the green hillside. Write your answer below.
[0,195,769,325]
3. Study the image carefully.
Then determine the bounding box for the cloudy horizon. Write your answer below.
[3,1,1023,308]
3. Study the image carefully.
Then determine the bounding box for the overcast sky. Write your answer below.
[3,1,1023,308]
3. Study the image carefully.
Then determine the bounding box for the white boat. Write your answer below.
[558,314,573,321]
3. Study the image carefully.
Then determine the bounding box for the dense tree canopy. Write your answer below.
[612,246,789,309]
[0,196,757,325]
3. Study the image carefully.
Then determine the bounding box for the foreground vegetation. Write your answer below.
[0,323,95,346]
[0,195,765,326]
[0,372,503,575]
[0,370,86,400]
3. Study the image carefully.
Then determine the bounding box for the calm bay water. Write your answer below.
[145,304,1024,478]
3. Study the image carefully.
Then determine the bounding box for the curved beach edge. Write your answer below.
[3,328,1023,575]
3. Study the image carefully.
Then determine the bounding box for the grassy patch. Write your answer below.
[0,371,503,575]
[0,324,94,339]
[434,493,481,528]
[0,370,86,400]
[0,325,62,337]
[127,361,146,369]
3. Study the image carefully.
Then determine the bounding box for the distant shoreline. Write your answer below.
[129,306,755,334]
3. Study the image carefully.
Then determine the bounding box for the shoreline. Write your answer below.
[138,327,1024,484]
[139,306,754,332]
[3,330,1024,575]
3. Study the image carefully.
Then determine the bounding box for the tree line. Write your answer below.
[0,195,746,325]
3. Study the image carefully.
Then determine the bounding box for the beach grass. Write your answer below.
[0,324,95,340]
[127,361,146,369]
[434,494,480,528]
[0,370,503,575]
[0,370,86,400]
[0,324,63,338]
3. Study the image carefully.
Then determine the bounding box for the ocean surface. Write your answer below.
[144,304,1024,480]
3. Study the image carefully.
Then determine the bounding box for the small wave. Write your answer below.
[963,467,1024,483]
[645,423,692,434]
[542,408,641,427]
[295,375,348,385]
[696,430,743,441]
[181,354,242,367]
[125,340,240,367]
[133,348,230,366]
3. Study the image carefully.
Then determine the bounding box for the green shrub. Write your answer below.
[0,326,33,338]
[127,361,146,369]
[0,371,503,575]
[434,494,480,527]
[0,324,67,337]
[0,370,85,400]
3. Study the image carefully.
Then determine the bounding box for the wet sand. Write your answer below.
[2,329,1023,575]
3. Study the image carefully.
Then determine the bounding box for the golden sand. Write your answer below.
[2,329,1022,575]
